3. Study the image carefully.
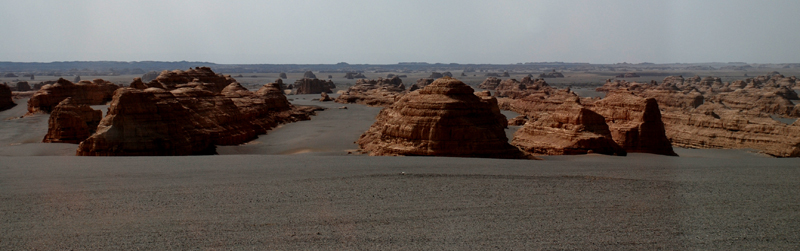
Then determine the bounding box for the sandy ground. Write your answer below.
[1,94,799,249]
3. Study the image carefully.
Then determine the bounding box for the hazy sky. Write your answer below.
[1,0,799,64]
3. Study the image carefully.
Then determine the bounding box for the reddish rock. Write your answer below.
[707,88,799,117]
[147,67,236,92]
[16,81,32,91]
[294,78,335,94]
[42,98,103,144]
[662,102,800,157]
[494,76,552,99]
[512,101,626,156]
[27,78,119,114]
[357,77,529,159]
[478,77,502,90]
[77,68,321,156]
[77,88,216,156]
[507,115,528,126]
[586,90,677,156]
[335,77,405,107]
[129,78,147,89]
[1,83,16,111]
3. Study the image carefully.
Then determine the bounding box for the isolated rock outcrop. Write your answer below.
[141,71,160,82]
[27,78,119,114]
[16,81,32,91]
[0,83,15,111]
[428,72,444,78]
[303,71,317,79]
[293,78,335,94]
[344,72,366,79]
[512,100,626,156]
[319,92,333,101]
[279,72,287,79]
[42,98,103,144]
[357,77,529,159]
[539,70,564,78]
[147,67,236,92]
[335,77,405,107]
[586,90,677,156]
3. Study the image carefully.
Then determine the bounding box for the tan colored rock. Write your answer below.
[706,88,799,117]
[42,98,103,144]
[494,76,552,99]
[512,101,626,156]
[77,68,321,156]
[1,83,15,111]
[319,92,333,102]
[662,102,800,157]
[148,66,236,92]
[27,78,119,114]
[478,77,501,90]
[129,78,147,89]
[335,77,405,107]
[586,90,677,156]
[507,115,528,126]
[357,77,529,159]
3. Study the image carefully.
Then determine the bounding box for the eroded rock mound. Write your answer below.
[147,67,236,92]
[494,76,552,99]
[512,100,626,156]
[27,78,119,114]
[586,90,677,156]
[335,77,405,107]
[357,77,529,159]
[303,71,317,79]
[16,81,31,92]
[294,78,335,94]
[76,68,321,156]
[43,98,102,144]
[0,83,15,111]
[344,72,366,79]
[478,77,502,90]
[539,70,564,78]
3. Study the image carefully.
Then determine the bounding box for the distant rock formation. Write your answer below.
[512,99,626,156]
[293,78,335,94]
[357,77,529,159]
[478,77,502,90]
[0,83,15,111]
[494,76,553,99]
[344,72,366,79]
[615,73,640,78]
[486,73,501,77]
[77,70,321,156]
[442,71,453,77]
[409,78,433,92]
[129,78,147,89]
[16,81,31,92]
[4,73,18,78]
[335,76,405,107]
[507,115,528,126]
[42,98,103,144]
[585,90,677,156]
[279,72,287,79]
[502,71,510,77]
[73,75,81,83]
[539,70,564,78]
[429,72,444,78]
[27,78,119,115]
[303,71,317,79]
[145,67,236,92]
[141,71,159,83]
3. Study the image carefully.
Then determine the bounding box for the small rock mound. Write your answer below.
[0,83,16,111]
[42,98,103,144]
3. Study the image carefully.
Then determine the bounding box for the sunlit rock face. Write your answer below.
[357,77,529,159]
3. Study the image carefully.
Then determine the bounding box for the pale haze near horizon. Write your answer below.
[1,0,798,64]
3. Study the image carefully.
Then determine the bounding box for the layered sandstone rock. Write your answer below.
[335,77,405,107]
[319,92,333,101]
[512,100,626,156]
[294,78,335,94]
[357,77,529,159]
[42,98,103,144]
[76,68,321,156]
[27,78,119,114]
[77,88,216,156]
[662,102,800,157]
[508,115,528,126]
[706,88,799,117]
[586,90,677,156]
[129,78,147,89]
[0,83,15,111]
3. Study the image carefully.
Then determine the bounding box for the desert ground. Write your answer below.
[1,72,800,249]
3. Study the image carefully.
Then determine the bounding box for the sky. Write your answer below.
[1,0,799,64]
